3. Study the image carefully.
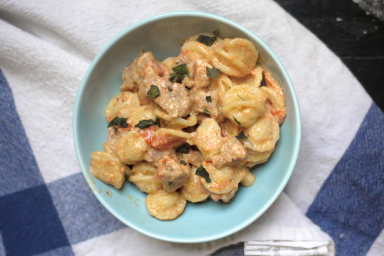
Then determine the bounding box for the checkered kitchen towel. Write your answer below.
[0,0,383,255]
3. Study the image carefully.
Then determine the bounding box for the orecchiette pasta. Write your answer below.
[242,113,280,152]
[90,151,126,189]
[200,163,236,194]
[153,105,197,129]
[127,105,157,127]
[261,68,286,124]
[230,65,263,88]
[212,38,258,77]
[209,165,247,203]
[181,166,210,203]
[215,73,233,99]
[146,190,186,220]
[245,149,273,167]
[181,40,213,61]
[116,130,149,165]
[90,31,286,220]
[193,118,222,160]
[105,92,140,122]
[223,85,266,128]
[129,162,162,193]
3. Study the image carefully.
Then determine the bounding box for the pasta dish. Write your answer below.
[90,31,286,220]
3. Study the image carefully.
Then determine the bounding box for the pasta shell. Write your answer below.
[146,190,186,220]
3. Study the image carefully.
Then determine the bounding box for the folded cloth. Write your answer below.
[0,0,383,255]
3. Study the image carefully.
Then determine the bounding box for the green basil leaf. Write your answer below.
[211,30,218,44]
[196,35,212,45]
[197,30,218,46]
[135,117,160,129]
[206,67,221,79]
[180,160,187,165]
[175,143,190,153]
[169,72,177,82]
[236,131,248,140]
[204,109,210,115]
[236,131,254,145]
[177,73,185,80]
[195,166,211,183]
[237,94,245,102]
[146,85,160,98]
[206,96,212,103]
[172,64,189,75]
[108,117,128,128]
[170,64,189,83]
[260,73,266,87]
[233,116,241,126]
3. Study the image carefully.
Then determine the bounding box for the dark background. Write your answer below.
[273,0,384,111]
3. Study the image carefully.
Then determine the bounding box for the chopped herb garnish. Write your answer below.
[166,182,172,187]
[108,117,128,128]
[175,143,190,153]
[196,166,211,183]
[236,131,248,140]
[169,64,189,82]
[180,160,187,165]
[206,67,221,79]
[196,30,218,46]
[233,116,241,126]
[212,29,218,42]
[204,109,210,115]
[146,85,160,98]
[135,117,160,129]
[172,64,189,76]
[206,96,212,102]
[169,72,177,82]
[237,94,245,101]
[197,35,212,45]
[260,73,266,87]
[236,131,254,145]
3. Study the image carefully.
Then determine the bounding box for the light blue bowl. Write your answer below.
[73,12,301,243]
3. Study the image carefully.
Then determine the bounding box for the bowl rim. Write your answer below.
[73,11,301,243]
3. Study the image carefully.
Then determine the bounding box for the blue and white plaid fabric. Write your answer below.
[0,1,383,255]
[0,69,125,256]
